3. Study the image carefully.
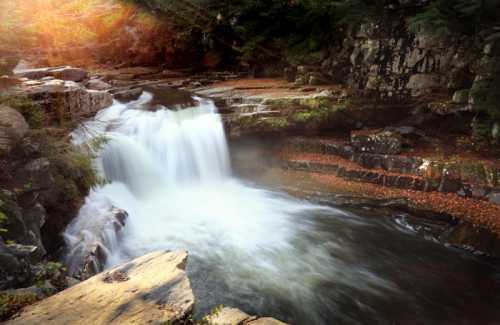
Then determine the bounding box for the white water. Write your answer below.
[64,92,400,323]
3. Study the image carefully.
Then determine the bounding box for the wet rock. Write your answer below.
[113,88,143,102]
[442,222,500,257]
[6,250,195,325]
[0,105,29,155]
[351,130,402,154]
[65,208,129,280]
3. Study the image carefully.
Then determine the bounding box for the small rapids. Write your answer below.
[65,91,500,324]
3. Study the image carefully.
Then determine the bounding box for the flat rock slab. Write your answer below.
[6,250,194,325]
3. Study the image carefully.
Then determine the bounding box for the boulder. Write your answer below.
[207,307,289,325]
[86,79,112,91]
[6,250,194,325]
[0,105,29,155]
[113,88,143,102]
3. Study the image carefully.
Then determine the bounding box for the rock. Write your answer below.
[65,277,80,288]
[247,318,289,325]
[207,307,252,325]
[6,250,194,325]
[113,88,143,102]
[0,240,30,290]
[0,105,29,155]
[487,192,500,205]
[206,307,289,325]
[14,67,53,80]
[6,244,38,259]
[20,79,113,121]
[452,89,470,104]
[64,207,128,280]
[0,76,22,89]
[49,67,88,82]
[351,130,402,154]
[406,74,442,96]
[14,66,88,82]
[85,79,112,91]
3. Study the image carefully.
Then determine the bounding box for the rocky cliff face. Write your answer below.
[292,1,497,107]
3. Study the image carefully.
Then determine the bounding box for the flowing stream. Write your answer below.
[65,90,500,324]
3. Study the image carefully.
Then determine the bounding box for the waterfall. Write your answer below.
[63,91,398,323]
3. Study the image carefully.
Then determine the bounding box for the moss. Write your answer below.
[0,95,45,129]
[290,100,347,128]
[264,117,290,129]
[0,292,39,321]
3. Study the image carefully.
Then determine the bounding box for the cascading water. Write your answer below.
[65,91,500,324]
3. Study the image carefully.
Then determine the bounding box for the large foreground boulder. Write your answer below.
[6,250,194,325]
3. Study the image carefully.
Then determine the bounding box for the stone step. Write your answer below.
[281,160,435,193]
[279,154,500,203]
[281,138,500,203]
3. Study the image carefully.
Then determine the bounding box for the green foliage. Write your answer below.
[35,132,102,203]
[0,95,45,129]
[131,0,382,66]
[408,0,500,37]
[0,292,38,321]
